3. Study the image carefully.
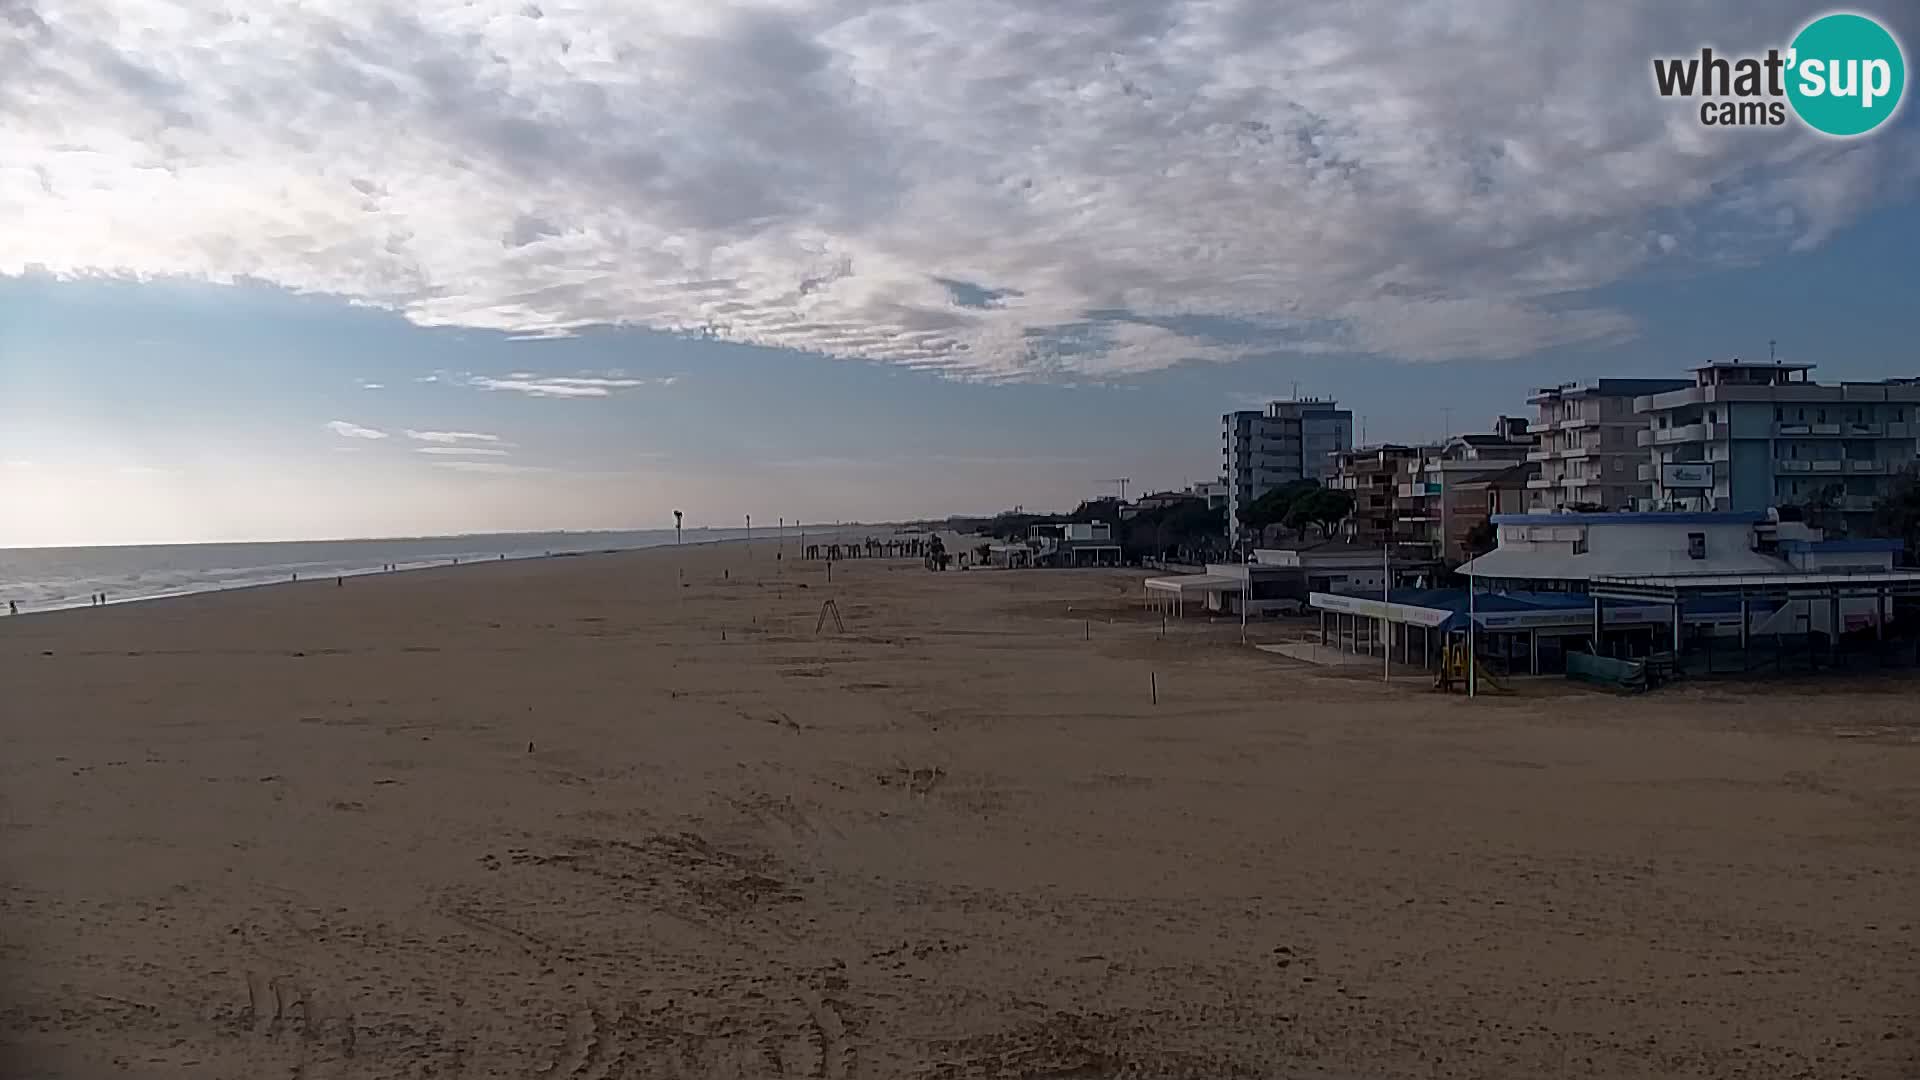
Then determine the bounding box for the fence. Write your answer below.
[1565,651,1648,693]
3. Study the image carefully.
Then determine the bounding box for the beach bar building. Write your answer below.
[1308,511,1920,677]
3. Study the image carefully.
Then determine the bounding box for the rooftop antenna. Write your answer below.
[1770,339,1778,363]
[1109,477,1131,502]
[1291,380,1300,401]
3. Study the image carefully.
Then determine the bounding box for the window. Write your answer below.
[1687,533,1706,560]
[1816,409,1826,423]
[1775,406,1784,421]
[1573,533,1589,555]
[1708,409,1717,423]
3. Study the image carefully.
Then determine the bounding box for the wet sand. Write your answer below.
[2,539,1916,1078]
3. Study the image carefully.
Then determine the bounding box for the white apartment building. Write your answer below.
[1635,361,1920,517]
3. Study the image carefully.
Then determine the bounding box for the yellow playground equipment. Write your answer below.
[1433,635,1507,693]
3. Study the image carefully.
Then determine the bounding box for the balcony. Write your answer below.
[1526,448,1553,462]
[1846,422,1885,437]
[1847,459,1892,473]
[1561,446,1592,459]
[1776,460,1813,473]
[1638,464,1654,482]
[1810,460,1844,473]
[1396,482,1442,497]
[1526,477,1557,489]
[1558,417,1592,430]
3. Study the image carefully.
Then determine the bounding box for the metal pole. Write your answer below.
[1382,543,1391,683]
[1467,563,1477,697]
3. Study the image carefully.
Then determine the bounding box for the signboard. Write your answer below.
[1661,462,1713,489]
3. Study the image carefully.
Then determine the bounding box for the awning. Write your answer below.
[1145,574,1243,594]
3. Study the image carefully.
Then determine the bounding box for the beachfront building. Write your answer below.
[1396,422,1535,564]
[1328,444,1429,546]
[1527,378,1690,512]
[1023,521,1123,567]
[1308,510,1920,677]
[1635,361,1920,519]
[1223,398,1353,545]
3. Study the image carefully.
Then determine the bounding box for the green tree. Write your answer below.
[1283,487,1354,539]
[1463,518,1497,556]
[1238,480,1320,535]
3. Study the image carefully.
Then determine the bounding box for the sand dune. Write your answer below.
[1,539,1916,1078]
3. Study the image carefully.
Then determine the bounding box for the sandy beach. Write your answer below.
[2,538,1916,1079]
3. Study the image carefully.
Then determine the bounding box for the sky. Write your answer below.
[2,0,1918,546]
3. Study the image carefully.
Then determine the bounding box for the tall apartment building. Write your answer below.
[1635,361,1920,518]
[1223,398,1353,542]
[1526,378,1689,512]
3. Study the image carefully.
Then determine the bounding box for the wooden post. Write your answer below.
[1150,672,1158,705]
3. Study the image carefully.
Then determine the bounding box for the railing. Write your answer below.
[1639,423,1716,446]
[1776,460,1812,472]
[1811,460,1844,473]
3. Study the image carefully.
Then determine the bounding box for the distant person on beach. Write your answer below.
[7,600,16,615]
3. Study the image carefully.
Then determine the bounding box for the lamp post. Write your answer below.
[673,509,682,546]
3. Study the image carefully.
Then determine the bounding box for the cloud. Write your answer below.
[429,459,547,474]
[4,2,1916,377]
[416,446,510,456]
[325,420,388,439]
[405,429,507,444]
[469,374,674,398]
[357,379,385,390]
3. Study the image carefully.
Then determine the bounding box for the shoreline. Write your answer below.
[0,524,924,620]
